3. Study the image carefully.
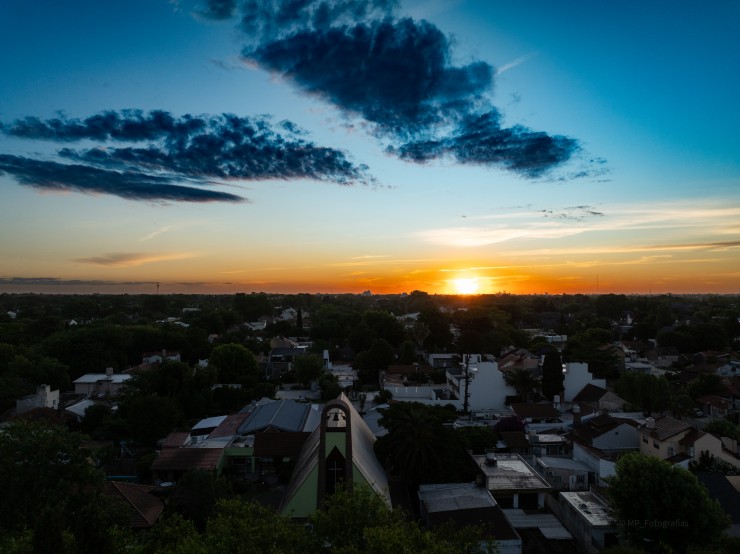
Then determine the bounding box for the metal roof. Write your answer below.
[237,399,316,434]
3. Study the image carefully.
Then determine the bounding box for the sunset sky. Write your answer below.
[1,0,739,295]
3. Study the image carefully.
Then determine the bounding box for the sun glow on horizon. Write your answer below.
[452,277,480,295]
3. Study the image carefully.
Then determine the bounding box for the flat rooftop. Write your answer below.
[472,453,551,491]
[418,483,497,513]
[560,491,613,527]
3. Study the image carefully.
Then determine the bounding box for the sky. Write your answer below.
[1,0,739,296]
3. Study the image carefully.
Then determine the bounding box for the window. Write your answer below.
[642,435,648,444]
[576,474,586,483]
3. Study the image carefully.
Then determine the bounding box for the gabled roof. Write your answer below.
[105,482,164,528]
[642,416,692,441]
[570,413,635,444]
[280,393,390,515]
[237,399,316,434]
[572,383,608,403]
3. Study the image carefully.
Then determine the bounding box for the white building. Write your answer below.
[16,384,59,414]
[563,363,606,402]
[73,369,131,397]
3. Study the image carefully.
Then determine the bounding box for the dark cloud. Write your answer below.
[390,111,579,178]
[199,0,238,20]
[247,18,493,138]
[232,0,594,178]
[0,154,244,203]
[1,110,371,202]
[240,0,397,38]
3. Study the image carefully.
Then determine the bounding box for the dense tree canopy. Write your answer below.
[608,453,730,552]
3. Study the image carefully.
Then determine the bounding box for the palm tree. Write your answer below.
[375,402,459,485]
[504,368,541,403]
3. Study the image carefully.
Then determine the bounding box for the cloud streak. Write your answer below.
[73,252,195,267]
[416,201,740,249]
[229,0,590,178]
[1,110,371,202]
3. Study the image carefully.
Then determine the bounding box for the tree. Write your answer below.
[374,402,473,485]
[121,395,181,446]
[608,453,729,552]
[354,338,394,385]
[541,351,564,400]
[293,353,324,385]
[615,372,672,414]
[504,368,540,403]
[208,343,258,386]
[0,420,127,553]
[203,499,315,554]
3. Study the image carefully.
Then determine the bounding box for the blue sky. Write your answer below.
[1,0,739,295]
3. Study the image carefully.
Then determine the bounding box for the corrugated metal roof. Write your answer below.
[237,399,312,434]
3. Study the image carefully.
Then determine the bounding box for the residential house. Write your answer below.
[716,359,740,378]
[697,395,735,418]
[418,483,522,554]
[73,369,131,397]
[639,416,693,463]
[471,452,551,509]
[567,412,640,486]
[16,384,59,414]
[645,346,680,369]
[680,428,740,470]
[497,348,540,377]
[572,384,626,413]
[568,412,640,452]
[141,350,181,365]
[563,363,606,402]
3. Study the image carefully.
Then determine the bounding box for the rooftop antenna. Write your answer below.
[156,282,160,295]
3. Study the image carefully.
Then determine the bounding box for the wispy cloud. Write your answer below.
[417,201,740,248]
[139,226,172,242]
[495,52,537,76]
[73,252,195,267]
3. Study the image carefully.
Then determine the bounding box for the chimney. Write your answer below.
[646,417,656,429]
[105,367,114,378]
[573,403,582,426]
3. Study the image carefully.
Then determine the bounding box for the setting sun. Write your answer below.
[453,278,480,295]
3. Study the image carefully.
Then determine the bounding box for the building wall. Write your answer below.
[572,443,616,485]
[591,423,639,451]
[693,434,740,469]
[467,361,516,411]
[639,429,691,459]
[536,463,588,491]
[563,363,606,402]
[281,466,319,517]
